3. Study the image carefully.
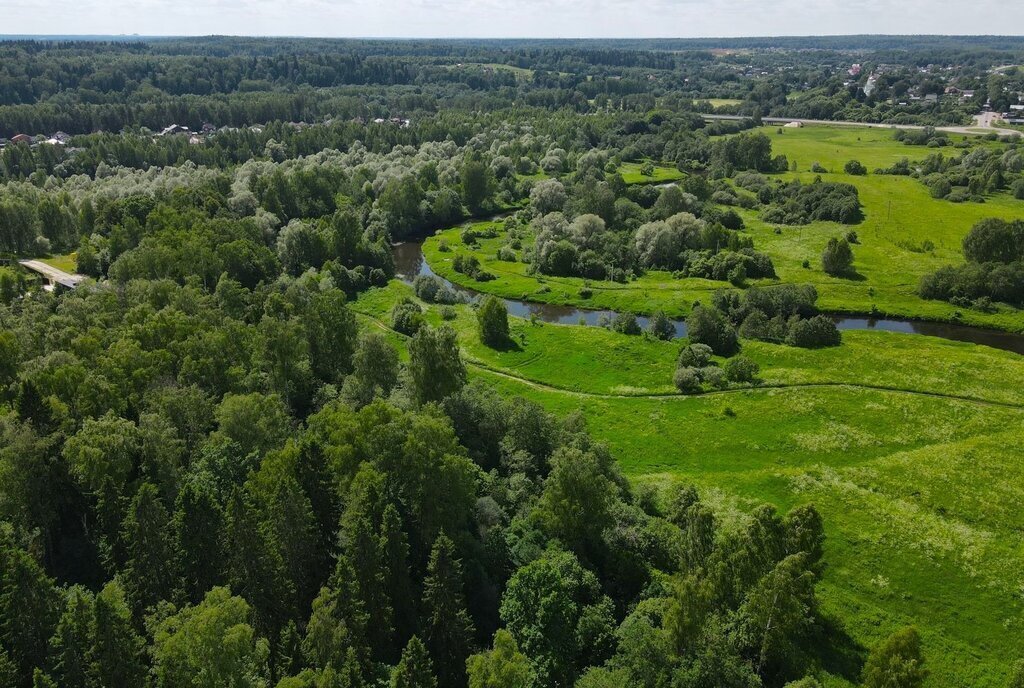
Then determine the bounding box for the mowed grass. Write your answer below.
[426,125,1024,331]
[355,279,1024,686]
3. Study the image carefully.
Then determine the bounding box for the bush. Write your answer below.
[1013,179,1024,200]
[414,274,461,304]
[497,246,517,262]
[611,312,641,335]
[844,160,867,175]
[928,176,952,199]
[785,315,841,348]
[391,298,425,335]
[477,296,509,347]
[648,310,676,340]
[686,304,739,356]
[701,366,727,389]
[677,343,713,368]
[673,366,702,393]
[822,237,854,276]
[724,355,760,382]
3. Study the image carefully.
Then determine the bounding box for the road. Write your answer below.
[18,260,86,289]
[702,114,1022,137]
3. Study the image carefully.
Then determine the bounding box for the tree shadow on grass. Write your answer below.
[484,336,523,352]
[811,610,866,683]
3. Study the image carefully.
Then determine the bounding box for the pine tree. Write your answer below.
[391,636,437,688]
[121,482,181,615]
[421,533,475,688]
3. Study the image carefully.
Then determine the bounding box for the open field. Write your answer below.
[39,252,77,273]
[616,161,686,184]
[355,280,1024,687]
[702,98,743,108]
[425,124,1024,331]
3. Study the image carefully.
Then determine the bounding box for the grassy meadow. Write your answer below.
[354,280,1024,687]
[426,124,1024,331]
[365,123,1024,685]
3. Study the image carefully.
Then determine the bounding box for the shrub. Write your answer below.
[928,176,952,199]
[686,304,739,356]
[677,343,713,368]
[648,310,676,340]
[673,366,702,393]
[497,246,517,262]
[785,315,841,348]
[724,355,760,382]
[391,298,425,335]
[844,160,867,175]
[611,312,641,335]
[477,296,509,347]
[822,237,854,276]
[1013,178,1024,200]
[414,274,461,304]
[461,228,478,245]
[811,162,828,173]
[701,366,727,389]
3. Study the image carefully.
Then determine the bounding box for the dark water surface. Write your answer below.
[393,242,1024,355]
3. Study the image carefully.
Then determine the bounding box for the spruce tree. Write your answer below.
[421,533,475,688]
[391,636,437,688]
[121,482,181,615]
[88,582,146,687]
[46,586,94,688]
[173,477,225,603]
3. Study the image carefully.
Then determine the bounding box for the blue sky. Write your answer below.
[3,0,1021,38]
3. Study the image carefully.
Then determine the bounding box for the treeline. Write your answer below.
[919,217,1024,309]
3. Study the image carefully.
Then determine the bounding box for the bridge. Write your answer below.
[18,260,86,290]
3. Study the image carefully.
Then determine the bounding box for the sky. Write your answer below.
[3,0,1023,38]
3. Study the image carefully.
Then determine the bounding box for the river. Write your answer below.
[393,241,1024,355]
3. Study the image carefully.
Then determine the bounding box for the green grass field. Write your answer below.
[425,125,1024,331]
[365,124,1024,685]
[617,161,686,184]
[354,281,1024,687]
[40,253,78,273]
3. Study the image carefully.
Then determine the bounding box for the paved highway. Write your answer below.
[702,114,1022,137]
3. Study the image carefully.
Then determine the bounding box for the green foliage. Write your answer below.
[476,297,509,347]
[466,630,532,688]
[686,305,739,356]
[421,534,475,688]
[500,549,615,687]
[861,627,928,688]
[391,636,437,688]
[821,236,854,276]
[724,355,760,382]
[150,587,271,688]
[409,326,467,405]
